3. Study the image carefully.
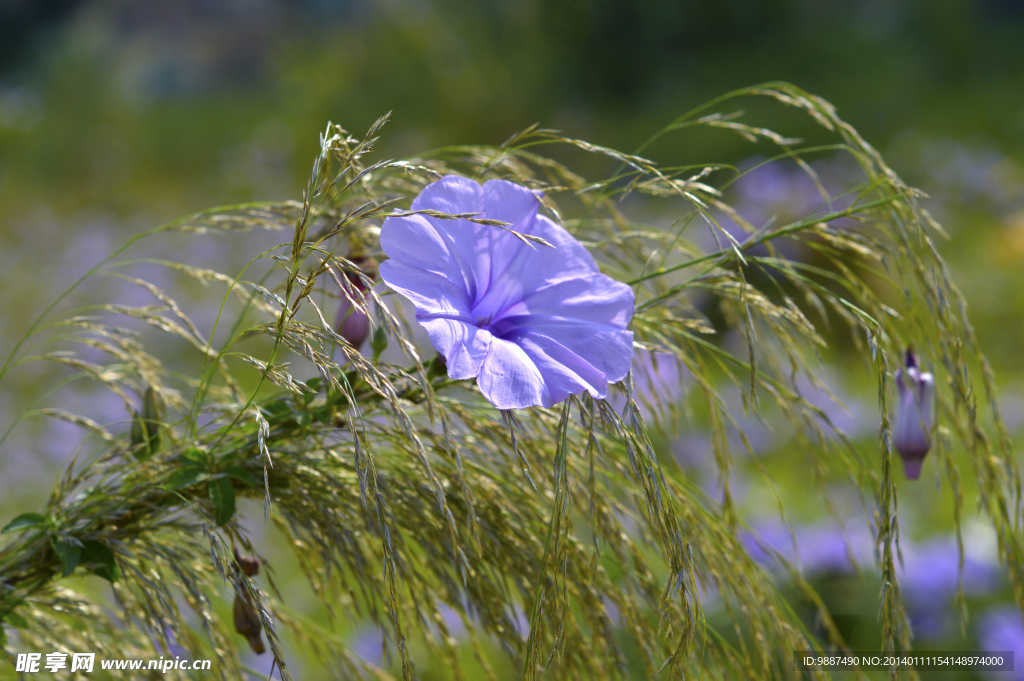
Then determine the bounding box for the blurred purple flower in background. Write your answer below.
[379,176,634,409]
[795,371,874,440]
[700,158,852,259]
[893,349,935,480]
[898,533,1001,640]
[978,607,1024,680]
[632,350,687,403]
[734,160,823,219]
[607,350,689,421]
[746,519,1004,643]
[900,536,1000,607]
[744,521,873,574]
[909,139,1024,215]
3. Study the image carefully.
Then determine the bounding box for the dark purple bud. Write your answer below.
[336,298,370,349]
[893,349,935,480]
[335,264,371,349]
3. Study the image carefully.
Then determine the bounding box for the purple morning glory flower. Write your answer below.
[893,349,935,480]
[378,176,635,409]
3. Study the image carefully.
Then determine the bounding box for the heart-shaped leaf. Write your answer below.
[166,467,210,490]
[81,540,120,583]
[52,536,82,578]
[2,611,28,629]
[2,512,47,534]
[223,467,261,487]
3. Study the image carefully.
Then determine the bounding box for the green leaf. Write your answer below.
[52,537,82,578]
[426,353,447,381]
[81,540,120,583]
[209,477,236,526]
[182,447,212,469]
[261,398,292,425]
[166,466,210,490]
[223,467,261,487]
[305,376,324,393]
[3,611,28,629]
[2,512,47,534]
[0,624,6,648]
[310,405,332,424]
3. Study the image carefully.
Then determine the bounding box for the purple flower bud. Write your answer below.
[336,298,370,349]
[335,266,371,349]
[893,349,935,480]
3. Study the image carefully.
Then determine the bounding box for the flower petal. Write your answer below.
[482,180,542,230]
[512,215,600,284]
[493,317,634,384]
[411,174,484,216]
[379,213,470,292]
[472,215,606,318]
[911,368,936,431]
[409,176,488,301]
[379,260,472,316]
[419,318,492,380]
[501,273,634,326]
[477,337,551,409]
[411,180,545,302]
[474,180,540,290]
[514,333,609,404]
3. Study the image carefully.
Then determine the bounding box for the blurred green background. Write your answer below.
[2,0,1023,678]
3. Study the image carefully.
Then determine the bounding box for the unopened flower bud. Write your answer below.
[130,411,145,451]
[234,547,259,577]
[232,548,264,654]
[129,386,162,461]
[336,299,370,349]
[141,386,162,451]
[335,267,371,349]
[893,349,935,480]
[232,593,265,654]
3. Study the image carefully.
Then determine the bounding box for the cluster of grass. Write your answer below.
[0,83,1017,680]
